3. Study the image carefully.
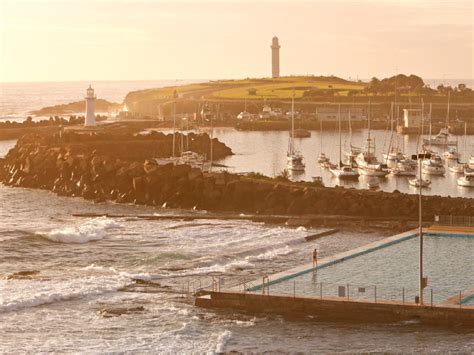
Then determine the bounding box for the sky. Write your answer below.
[0,0,472,82]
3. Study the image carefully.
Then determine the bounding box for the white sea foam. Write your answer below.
[245,245,293,262]
[0,275,129,313]
[212,330,232,354]
[188,259,254,275]
[82,264,152,281]
[38,217,121,244]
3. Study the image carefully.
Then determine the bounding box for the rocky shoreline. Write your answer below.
[1,131,472,221]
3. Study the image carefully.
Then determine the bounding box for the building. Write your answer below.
[84,85,96,126]
[403,109,422,128]
[316,106,367,122]
[271,36,280,78]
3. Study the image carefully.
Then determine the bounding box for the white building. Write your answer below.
[85,85,96,127]
[316,107,367,122]
[403,109,422,128]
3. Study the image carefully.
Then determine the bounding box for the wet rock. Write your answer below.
[98,306,145,318]
[5,270,40,280]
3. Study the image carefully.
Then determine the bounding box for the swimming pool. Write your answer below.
[254,234,473,305]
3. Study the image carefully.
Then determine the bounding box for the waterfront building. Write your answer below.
[271,36,280,78]
[316,106,367,122]
[403,109,422,129]
[84,85,96,126]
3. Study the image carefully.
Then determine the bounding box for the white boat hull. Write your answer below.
[358,167,389,177]
[329,168,359,179]
[408,178,431,187]
[422,166,445,175]
[449,165,465,173]
[457,176,474,187]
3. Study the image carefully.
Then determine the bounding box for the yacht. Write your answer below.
[367,177,380,189]
[422,154,445,175]
[344,112,361,166]
[330,165,359,179]
[356,135,389,176]
[287,92,305,172]
[356,102,389,177]
[287,153,305,172]
[457,173,474,187]
[449,163,465,174]
[408,177,431,188]
[383,148,404,164]
[443,146,460,160]
[318,152,330,164]
[178,151,210,170]
[329,104,359,180]
[237,111,254,120]
[390,158,417,176]
[423,128,456,146]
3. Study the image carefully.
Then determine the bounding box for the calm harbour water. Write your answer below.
[0,81,473,352]
[209,128,473,198]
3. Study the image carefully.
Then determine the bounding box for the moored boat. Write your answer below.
[422,154,445,175]
[457,174,474,187]
[408,177,431,188]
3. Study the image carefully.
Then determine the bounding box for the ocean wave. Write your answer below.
[245,245,293,262]
[0,275,129,313]
[181,259,254,276]
[212,330,232,354]
[37,217,121,244]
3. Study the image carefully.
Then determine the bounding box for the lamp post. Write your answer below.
[413,152,430,305]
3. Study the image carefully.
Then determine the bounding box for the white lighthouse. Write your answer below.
[271,36,280,79]
[84,85,96,127]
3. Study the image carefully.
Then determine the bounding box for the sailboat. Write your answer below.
[287,92,305,172]
[423,93,456,146]
[383,102,404,165]
[450,122,468,173]
[420,101,445,175]
[409,175,431,188]
[343,109,361,166]
[457,164,474,187]
[317,118,330,165]
[330,105,359,179]
[356,101,389,177]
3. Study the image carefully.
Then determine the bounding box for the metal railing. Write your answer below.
[241,277,471,309]
[434,215,474,227]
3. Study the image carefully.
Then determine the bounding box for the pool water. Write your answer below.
[264,235,474,305]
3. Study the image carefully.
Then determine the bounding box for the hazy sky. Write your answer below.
[0,0,472,82]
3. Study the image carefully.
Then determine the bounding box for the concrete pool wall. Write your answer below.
[196,227,474,326]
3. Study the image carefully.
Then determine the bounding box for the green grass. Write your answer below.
[125,76,367,103]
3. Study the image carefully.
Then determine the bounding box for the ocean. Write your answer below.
[0,80,473,352]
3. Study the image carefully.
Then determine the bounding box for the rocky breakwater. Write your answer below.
[1,131,473,219]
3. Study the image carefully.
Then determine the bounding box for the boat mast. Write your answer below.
[445,91,450,129]
[338,104,342,167]
[320,113,323,154]
[428,103,432,151]
[172,101,176,158]
[290,90,295,156]
[367,100,371,157]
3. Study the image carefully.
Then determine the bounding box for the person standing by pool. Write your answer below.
[312,248,318,268]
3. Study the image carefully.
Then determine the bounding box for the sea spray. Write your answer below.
[37,217,121,244]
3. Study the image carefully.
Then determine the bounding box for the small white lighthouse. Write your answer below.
[84,85,96,127]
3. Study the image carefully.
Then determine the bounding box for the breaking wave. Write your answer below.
[0,275,130,313]
[37,217,121,244]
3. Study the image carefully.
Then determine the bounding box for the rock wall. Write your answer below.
[0,131,472,219]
